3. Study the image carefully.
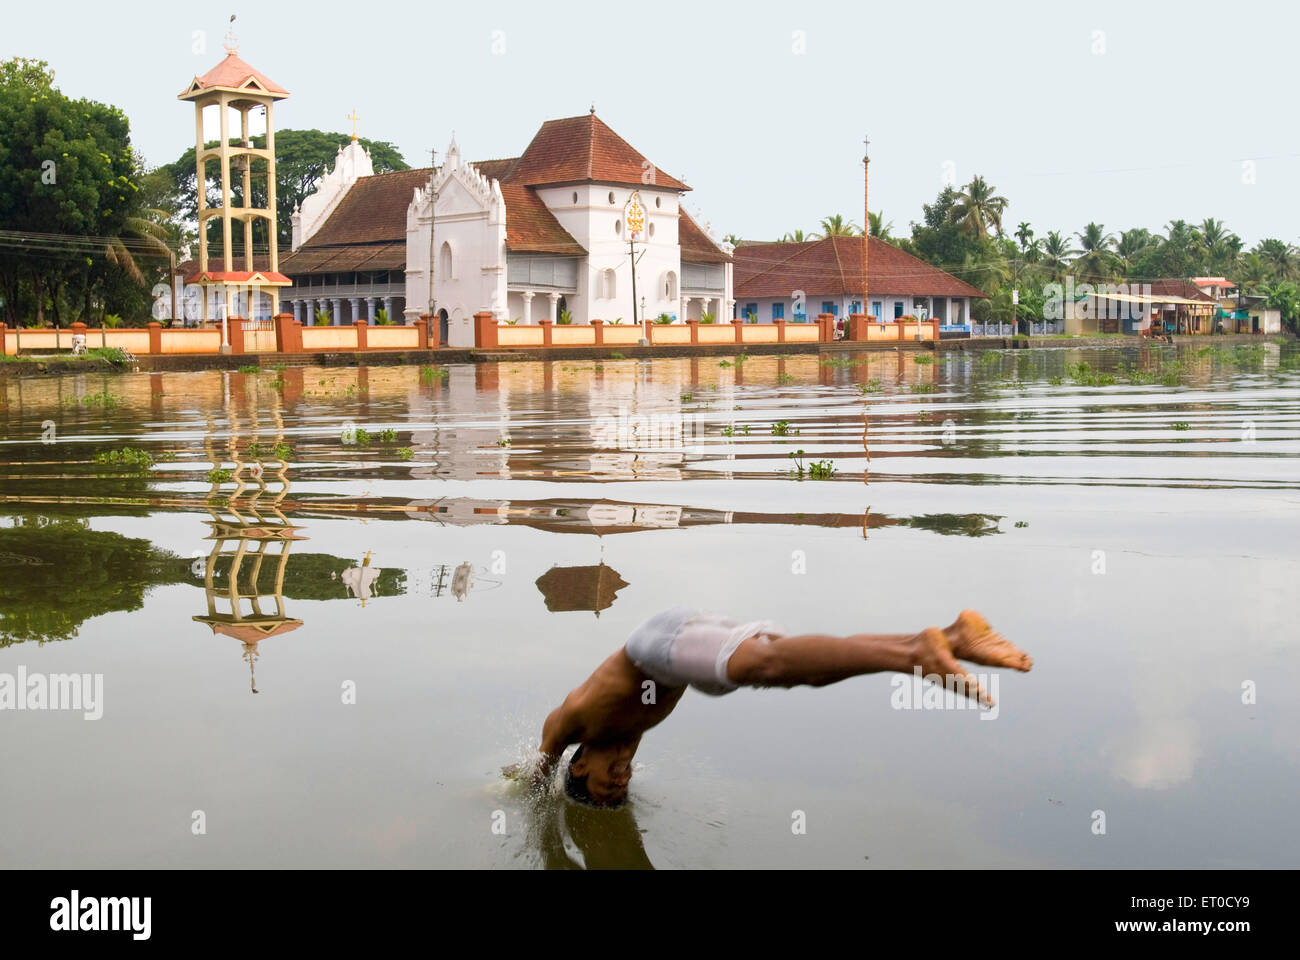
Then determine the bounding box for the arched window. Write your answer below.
[663,270,678,300]
[600,268,617,300]
[439,241,453,280]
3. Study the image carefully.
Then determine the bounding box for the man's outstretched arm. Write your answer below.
[534,696,584,785]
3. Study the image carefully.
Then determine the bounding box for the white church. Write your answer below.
[281,111,734,347]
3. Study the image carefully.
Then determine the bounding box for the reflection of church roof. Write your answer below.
[535,563,628,614]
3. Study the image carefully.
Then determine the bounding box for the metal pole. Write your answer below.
[629,236,639,336]
[427,148,437,327]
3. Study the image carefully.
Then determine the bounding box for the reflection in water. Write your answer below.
[192,409,305,691]
[535,562,629,616]
[526,795,654,870]
[340,551,382,605]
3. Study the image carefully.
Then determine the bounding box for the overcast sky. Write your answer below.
[5,0,1297,247]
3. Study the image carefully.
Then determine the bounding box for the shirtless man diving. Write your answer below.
[520,607,1034,808]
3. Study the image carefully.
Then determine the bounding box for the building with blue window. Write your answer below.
[732,236,987,332]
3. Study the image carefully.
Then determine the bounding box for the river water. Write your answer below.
[1,341,1296,868]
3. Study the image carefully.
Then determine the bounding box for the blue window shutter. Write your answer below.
[772,302,785,320]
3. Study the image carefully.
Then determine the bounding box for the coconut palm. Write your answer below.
[1073,223,1117,281]
[867,211,893,240]
[948,175,1008,240]
[781,229,809,243]
[723,233,744,247]
[105,209,173,284]
[813,214,861,238]
[1254,238,1296,281]
[1235,252,1269,294]
[1116,228,1156,276]
[1041,230,1077,280]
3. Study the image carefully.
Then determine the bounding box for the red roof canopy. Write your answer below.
[179,52,289,99]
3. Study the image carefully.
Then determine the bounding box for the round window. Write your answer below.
[648,222,656,238]
[614,219,622,236]
[655,197,661,209]
[608,191,616,204]
[572,191,578,204]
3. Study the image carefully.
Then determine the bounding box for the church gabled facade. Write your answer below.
[281,111,733,347]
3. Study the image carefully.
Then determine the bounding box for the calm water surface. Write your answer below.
[1,342,1297,868]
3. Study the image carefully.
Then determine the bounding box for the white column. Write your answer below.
[548,292,560,323]
[366,297,377,322]
[383,297,395,324]
[350,297,362,323]
[522,291,534,325]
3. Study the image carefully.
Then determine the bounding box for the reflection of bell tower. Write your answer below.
[178,19,291,347]
[193,391,303,692]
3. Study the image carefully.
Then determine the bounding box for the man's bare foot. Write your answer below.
[912,627,993,707]
[945,610,1033,672]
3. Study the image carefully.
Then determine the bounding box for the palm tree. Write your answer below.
[948,175,1009,240]
[1014,221,1034,251]
[1235,252,1270,295]
[1073,223,1117,281]
[781,229,809,243]
[867,211,893,240]
[723,233,744,247]
[1116,228,1156,276]
[105,209,173,285]
[1254,238,1296,281]
[813,214,861,238]
[1041,230,1077,280]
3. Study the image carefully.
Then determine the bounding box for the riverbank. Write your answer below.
[0,332,1290,379]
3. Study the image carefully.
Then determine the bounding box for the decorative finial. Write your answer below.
[348,108,361,141]
[863,134,870,164]
[590,103,595,115]
[224,14,239,55]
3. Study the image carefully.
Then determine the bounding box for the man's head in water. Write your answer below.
[564,744,633,808]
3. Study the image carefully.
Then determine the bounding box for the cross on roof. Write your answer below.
[348,109,361,141]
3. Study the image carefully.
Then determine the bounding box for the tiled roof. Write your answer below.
[678,208,730,264]
[278,244,407,275]
[305,167,432,247]
[499,184,585,256]
[733,236,988,299]
[179,257,298,284]
[282,162,585,276]
[504,113,688,192]
[179,52,289,98]
[471,158,519,183]
[1148,279,1217,302]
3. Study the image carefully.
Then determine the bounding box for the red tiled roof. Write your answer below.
[177,260,292,285]
[179,52,289,98]
[733,236,988,299]
[678,209,730,264]
[499,184,585,256]
[504,114,688,192]
[305,168,432,247]
[472,158,519,183]
[281,163,585,276]
[1147,279,1216,302]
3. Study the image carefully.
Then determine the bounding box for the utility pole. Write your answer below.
[863,134,870,323]
[427,148,438,328]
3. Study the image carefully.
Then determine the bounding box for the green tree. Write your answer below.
[1040,231,1076,280]
[948,175,1008,240]
[813,214,860,238]
[162,129,409,255]
[1073,223,1117,281]
[0,59,165,326]
[867,211,893,240]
